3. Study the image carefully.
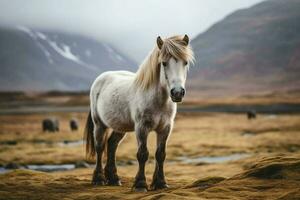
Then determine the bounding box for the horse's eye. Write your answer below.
[184,61,188,66]
[162,62,167,67]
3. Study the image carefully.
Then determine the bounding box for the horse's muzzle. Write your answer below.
[170,87,185,102]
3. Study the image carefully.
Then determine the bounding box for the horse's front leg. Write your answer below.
[151,125,171,190]
[132,124,150,192]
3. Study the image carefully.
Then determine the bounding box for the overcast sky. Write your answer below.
[0,0,264,61]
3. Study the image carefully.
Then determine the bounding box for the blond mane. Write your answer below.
[134,35,194,90]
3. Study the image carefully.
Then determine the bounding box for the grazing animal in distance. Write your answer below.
[42,118,59,132]
[70,119,79,131]
[247,110,256,120]
[84,35,194,192]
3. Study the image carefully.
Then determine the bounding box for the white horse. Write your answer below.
[84,35,194,192]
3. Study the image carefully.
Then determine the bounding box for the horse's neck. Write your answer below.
[149,63,170,106]
[157,67,170,105]
[147,83,170,108]
[135,48,171,107]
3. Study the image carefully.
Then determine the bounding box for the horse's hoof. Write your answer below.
[132,187,148,192]
[107,180,122,186]
[150,183,169,190]
[92,180,106,186]
[132,180,148,192]
[92,174,106,186]
[92,171,106,186]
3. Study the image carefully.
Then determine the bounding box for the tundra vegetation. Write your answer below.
[0,110,299,199]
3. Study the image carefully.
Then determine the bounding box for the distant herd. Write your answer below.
[42,118,79,132]
[41,111,256,133]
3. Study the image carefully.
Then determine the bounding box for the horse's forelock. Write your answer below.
[160,36,194,64]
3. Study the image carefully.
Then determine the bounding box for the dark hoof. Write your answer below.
[107,180,122,186]
[92,172,106,186]
[132,187,148,192]
[150,182,169,190]
[92,180,106,186]
[132,180,148,192]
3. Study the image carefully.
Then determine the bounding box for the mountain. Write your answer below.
[190,0,300,97]
[0,26,137,91]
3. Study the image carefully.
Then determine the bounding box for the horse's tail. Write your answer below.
[84,110,95,158]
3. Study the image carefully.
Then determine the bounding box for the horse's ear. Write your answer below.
[183,34,189,46]
[157,36,164,50]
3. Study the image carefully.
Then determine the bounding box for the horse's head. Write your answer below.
[157,35,194,103]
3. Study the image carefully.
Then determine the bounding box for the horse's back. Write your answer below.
[90,71,134,98]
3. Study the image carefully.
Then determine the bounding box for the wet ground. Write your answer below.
[2,103,300,115]
[0,112,300,199]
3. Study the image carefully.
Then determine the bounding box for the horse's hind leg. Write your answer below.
[92,123,108,185]
[104,131,126,186]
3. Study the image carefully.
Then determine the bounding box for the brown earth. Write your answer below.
[0,112,300,199]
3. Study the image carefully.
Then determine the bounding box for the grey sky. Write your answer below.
[0,0,264,62]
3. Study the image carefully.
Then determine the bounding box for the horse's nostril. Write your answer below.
[170,88,176,96]
[181,88,185,96]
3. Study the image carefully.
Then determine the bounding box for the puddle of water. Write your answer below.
[0,166,27,174]
[266,114,277,119]
[31,140,83,147]
[0,164,80,174]
[177,153,250,164]
[27,164,75,172]
[0,140,84,147]
[58,140,83,147]
[0,167,10,174]
[241,132,255,137]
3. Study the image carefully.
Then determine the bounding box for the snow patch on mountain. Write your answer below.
[36,42,53,64]
[36,31,47,40]
[48,41,80,63]
[16,26,36,39]
[17,26,100,70]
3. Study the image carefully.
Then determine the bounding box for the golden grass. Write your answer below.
[0,112,300,199]
[0,154,299,200]
[1,113,300,164]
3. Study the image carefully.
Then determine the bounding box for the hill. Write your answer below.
[190,0,300,97]
[0,26,136,91]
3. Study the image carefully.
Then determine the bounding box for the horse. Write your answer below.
[84,35,194,192]
[247,110,256,120]
[70,118,79,131]
[42,118,59,132]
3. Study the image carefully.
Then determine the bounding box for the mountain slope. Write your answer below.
[0,26,137,91]
[190,0,300,96]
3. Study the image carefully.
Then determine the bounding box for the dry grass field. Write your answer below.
[0,111,300,199]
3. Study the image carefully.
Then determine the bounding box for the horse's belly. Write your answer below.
[98,102,134,132]
[103,116,134,132]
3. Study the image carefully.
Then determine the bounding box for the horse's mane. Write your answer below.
[134,35,194,90]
